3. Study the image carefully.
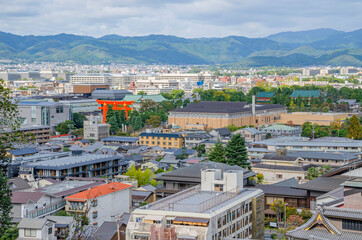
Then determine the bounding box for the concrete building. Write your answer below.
[21,154,130,180]
[65,182,132,226]
[159,72,215,83]
[340,67,358,75]
[168,101,286,130]
[72,83,110,94]
[232,128,263,142]
[126,168,264,240]
[59,99,100,115]
[139,132,184,149]
[302,68,321,76]
[252,137,362,153]
[83,117,110,140]
[70,74,113,84]
[276,112,354,126]
[18,101,70,128]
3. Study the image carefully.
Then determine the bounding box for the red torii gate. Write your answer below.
[96,100,135,124]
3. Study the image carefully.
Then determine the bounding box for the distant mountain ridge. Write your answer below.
[0,28,361,66]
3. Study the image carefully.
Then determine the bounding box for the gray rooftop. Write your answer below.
[18,218,53,229]
[22,154,127,170]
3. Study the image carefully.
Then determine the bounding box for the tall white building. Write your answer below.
[126,169,264,240]
[70,74,113,84]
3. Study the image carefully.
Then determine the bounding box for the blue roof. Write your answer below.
[18,101,58,107]
[139,133,182,138]
[102,136,138,143]
[8,148,39,156]
[174,149,196,156]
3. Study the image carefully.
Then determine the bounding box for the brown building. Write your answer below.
[276,112,355,126]
[73,83,110,94]
[19,125,51,144]
[138,132,184,149]
[168,101,286,130]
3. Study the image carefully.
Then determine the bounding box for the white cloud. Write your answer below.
[0,0,360,37]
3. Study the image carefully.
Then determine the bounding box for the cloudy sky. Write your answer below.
[0,0,361,38]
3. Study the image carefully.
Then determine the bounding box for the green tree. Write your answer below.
[207,142,226,163]
[0,79,31,236]
[347,115,362,140]
[72,113,87,129]
[146,115,161,128]
[226,124,242,132]
[271,200,285,223]
[56,120,75,135]
[300,209,313,222]
[55,210,70,216]
[225,133,249,168]
[0,225,18,240]
[194,144,206,157]
[306,165,332,180]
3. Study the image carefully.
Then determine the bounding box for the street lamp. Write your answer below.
[284,202,289,228]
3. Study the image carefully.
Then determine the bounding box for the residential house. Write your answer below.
[232,127,263,142]
[210,127,232,139]
[184,132,213,148]
[139,132,184,149]
[17,218,56,240]
[65,182,132,226]
[102,136,139,146]
[259,124,302,138]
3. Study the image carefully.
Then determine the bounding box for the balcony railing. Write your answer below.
[65,203,88,212]
[26,199,66,218]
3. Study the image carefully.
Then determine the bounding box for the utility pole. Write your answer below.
[284,203,289,228]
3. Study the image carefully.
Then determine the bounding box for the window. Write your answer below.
[92,199,98,207]
[92,211,98,219]
[48,227,52,234]
[31,118,37,123]
[214,184,224,192]
[174,143,178,146]
[24,229,36,237]
[56,105,64,113]
[276,174,283,179]
[342,219,362,231]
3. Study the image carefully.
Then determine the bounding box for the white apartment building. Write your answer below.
[65,182,132,226]
[340,67,358,75]
[302,68,320,76]
[160,72,215,83]
[83,116,110,140]
[126,169,264,240]
[70,74,113,84]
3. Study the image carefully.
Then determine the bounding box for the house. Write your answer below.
[232,127,263,142]
[141,161,160,172]
[251,149,316,183]
[210,127,232,139]
[292,160,362,209]
[247,148,273,160]
[259,124,302,138]
[46,216,75,240]
[256,91,275,104]
[337,99,360,112]
[73,139,91,147]
[65,182,132,226]
[287,178,362,240]
[8,177,32,191]
[102,136,139,145]
[93,214,130,240]
[155,161,256,198]
[7,148,39,160]
[17,218,56,240]
[159,155,180,169]
[132,190,156,210]
[184,132,213,148]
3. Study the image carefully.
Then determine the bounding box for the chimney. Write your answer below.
[252,95,256,115]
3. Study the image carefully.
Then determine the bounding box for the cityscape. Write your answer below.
[0,1,362,240]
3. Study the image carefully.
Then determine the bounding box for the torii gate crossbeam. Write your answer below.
[96,100,134,124]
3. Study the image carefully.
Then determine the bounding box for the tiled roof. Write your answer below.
[262,154,299,162]
[8,177,31,191]
[290,90,320,98]
[139,132,182,138]
[253,163,315,171]
[66,182,132,201]
[293,176,349,192]
[12,192,46,204]
[123,94,166,103]
[102,136,138,142]
[213,127,232,136]
[254,184,306,197]
[17,218,53,229]
[8,148,39,156]
[171,101,285,114]
[256,91,275,98]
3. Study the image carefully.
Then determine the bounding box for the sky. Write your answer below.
[0,0,361,38]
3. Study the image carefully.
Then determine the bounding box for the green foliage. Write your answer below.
[226,124,242,132]
[225,133,249,168]
[0,225,18,240]
[137,91,147,95]
[146,115,162,128]
[207,142,226,163]
[56,120,75,135]
[63,147,70,152]
[72,113,87,129]
[347,115,362,140]
[125,166,157,186]
[300,209,313,222]
[55,210,70,216]
[194,144,206,157]
[0,171,12,236]
[306,165,332,180]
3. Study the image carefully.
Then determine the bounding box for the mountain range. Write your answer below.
[0,28,361,66]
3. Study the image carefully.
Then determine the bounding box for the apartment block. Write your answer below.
[139,132,184,149]
[126,168,264,239]
[83,117,110,140]
[70,74,113,84]
[65,182,132,226]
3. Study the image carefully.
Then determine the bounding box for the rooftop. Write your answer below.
[66,182,132,201]
[139,132,182,138]
[170,101,285,114]
[290,90,320,98]
[102,136,139,142]
[142,185,260,214]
